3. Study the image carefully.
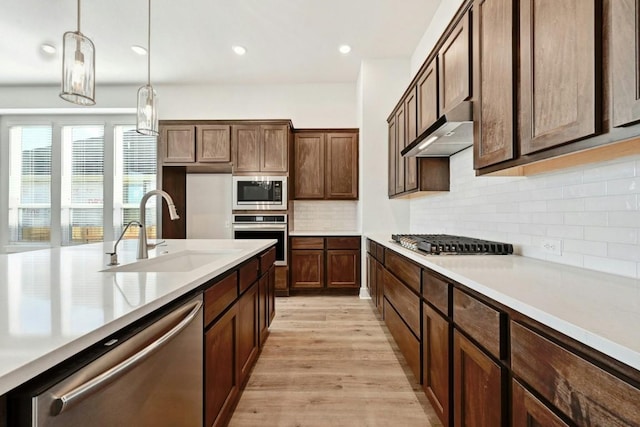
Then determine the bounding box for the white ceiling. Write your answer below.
[0,0,441,86]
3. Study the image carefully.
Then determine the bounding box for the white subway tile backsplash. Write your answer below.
[293,200,359,231]
[409,148,640,279]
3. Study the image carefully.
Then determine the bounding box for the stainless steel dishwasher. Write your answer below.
[13,295,203,427]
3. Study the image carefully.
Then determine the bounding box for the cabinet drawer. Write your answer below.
[376,244,385,263]
[384,298,420,382]
[239,258,259,293]
[367,239,377,256]
[259,247,276,275]
[204,272,238,326]
[453,288,503,359]
[511,322,640,427]
[326,236,360,250]
[382,268,420,336]
[384,250,421,293]
[290,237,324,250]
[422,271,449,316]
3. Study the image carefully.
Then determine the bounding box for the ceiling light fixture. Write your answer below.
[41,44,57,55]
[59,0,96,105]
[339,44,352,54]
[131,45,147,55]
[232,45,247,56]
[136,0,159,136]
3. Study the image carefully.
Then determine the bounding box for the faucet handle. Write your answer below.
[106,252,119,266]
[147,240,166,250]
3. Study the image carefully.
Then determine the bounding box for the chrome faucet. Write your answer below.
[106,220,142,266]
[138,189,180,259]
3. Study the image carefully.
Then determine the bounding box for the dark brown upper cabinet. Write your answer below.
[388,116,397,197]
[519,0,599,155]
[394,104,406,195]
[417,61,439,136]
[161,124,231,164]
[404,88,419,192]
[232,124,288,173]
[611,0,640,128]
[473,0,515,169]
[293,130,358,200]
[438,10,472,116]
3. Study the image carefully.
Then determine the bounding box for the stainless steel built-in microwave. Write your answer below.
[232,176,287,211]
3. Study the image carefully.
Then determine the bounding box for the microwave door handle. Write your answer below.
[50,299,203,416]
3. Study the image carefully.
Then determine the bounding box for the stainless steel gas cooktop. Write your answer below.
[391,234,513,255]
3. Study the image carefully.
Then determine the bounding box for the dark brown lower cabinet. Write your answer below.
[366,254,377,306]
[290,249,324,289]
[384,298,421,382]
[205,305,239,427]
[423,302,451,427]
[237,282,259,385]
[268,266,276,325]
[512,380,569,427]
[326,250,359,288]
[258,274,269,346]
[453,329,504,427]
[375,261,384,315]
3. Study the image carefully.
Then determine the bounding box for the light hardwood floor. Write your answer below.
[229,296,442,427]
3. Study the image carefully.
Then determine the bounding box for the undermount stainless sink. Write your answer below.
[101,249,242,273]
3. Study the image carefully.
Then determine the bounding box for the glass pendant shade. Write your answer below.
[136,85,159,136]
[60,31,95,105]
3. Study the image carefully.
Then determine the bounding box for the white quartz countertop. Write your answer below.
[289,230,361,236]
[367,233,640,372]
[0,238,276,395]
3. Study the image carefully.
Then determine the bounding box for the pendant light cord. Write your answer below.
[147,0,151,86]
[77,0,81,33]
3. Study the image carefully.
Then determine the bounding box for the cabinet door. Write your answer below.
[290,250,324,289]
[268,265,276,325]
[453,330,503,427]
[326,132,358,199]
[274,265,289,296]
[232,125,261,172]
[367,254,377,304]
[405,88,418,192]
[205,305,239,427]
[375,261,384,315]
[512,380,569,427]
[423,303,451,427]
[327,250,359,288]
[261,125,288,173]
[439,11,471,115]
[611,0,640,127]
[258,274,269,346]
[473,0,515,169]
[395,105,406,194]
[197,125,231,163]
[294,133,325,199]
[519,0,598,154]
[388,117,397,197]
[418,61,439,135]
[237,282,259,385]
[162,125,195,163]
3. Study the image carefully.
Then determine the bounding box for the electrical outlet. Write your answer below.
[541,239,562,256]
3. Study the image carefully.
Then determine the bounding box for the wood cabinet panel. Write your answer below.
[326,237,360,250]
[453,329,504,427]
[453,288,503,360]
[375,261,384,315]
[162,125,196,162]
[238,258,259,294]
[232,125,261,172]
[376,244,385,263]
[418,61,439,135]
[611,0,640,127]
[290,250,324,289]
[326,250,359,288]
[439,11,471,115]
[259,247,276,275]
[511,321,640,426]
[384,250,421,294]
[237,282,259,385]
[290,237,324,250]
[197,125,231,163]
[258,274,269,347]
[268,266,276,325]
[382,268,420,336]
[388,116,397,197]
[326,133,358,199]
[395,105,406,194]
[423,302,451,427]
[367,254,378,305]
[519,0,598,154]
[260,125,288,172]
[205,305,238,427]
[294,133,325,199]
[274,265,288,295]
[473,0,515,169]
[204,272,238,327]
[405,88,418,192]
[512,380,569,427]
[422,270,450,316]
[384,298,421,382]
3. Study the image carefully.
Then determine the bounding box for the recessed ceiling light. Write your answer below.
[40,44,56,54]
[339,44,352,54]
[131,45,147,55]
[232,45,247,56]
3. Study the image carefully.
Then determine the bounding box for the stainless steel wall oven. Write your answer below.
[232,214,287,265]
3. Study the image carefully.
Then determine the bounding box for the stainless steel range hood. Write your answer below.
[401,101,473,157]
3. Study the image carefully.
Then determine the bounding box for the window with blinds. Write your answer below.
[8,126,53,243]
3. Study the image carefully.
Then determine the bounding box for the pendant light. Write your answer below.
[60,0,96,105]
[136,0,159,136]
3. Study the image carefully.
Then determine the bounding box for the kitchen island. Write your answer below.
[0,238,276,425]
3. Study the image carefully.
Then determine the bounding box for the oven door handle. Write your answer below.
[232,224,287,230]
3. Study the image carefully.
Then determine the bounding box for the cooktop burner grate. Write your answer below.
[391,234,513,255]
